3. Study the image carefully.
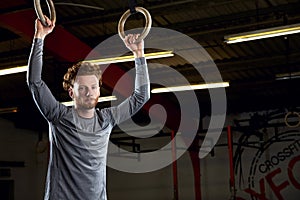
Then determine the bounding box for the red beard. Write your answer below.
[79,97,98,109]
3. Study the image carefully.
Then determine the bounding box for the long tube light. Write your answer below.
[88,51,174,65]
[61,95,117,106]
[276,71,300,80]
[224,23,300,44]
[0,107,18,114]
[151,82,229,93]
[0,51,173,76]
[0,66,27,76]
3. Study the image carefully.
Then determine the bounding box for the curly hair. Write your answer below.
[63,61,102,91]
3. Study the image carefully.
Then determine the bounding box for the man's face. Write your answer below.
[70,75,100,109]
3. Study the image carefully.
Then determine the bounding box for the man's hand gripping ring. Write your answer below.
[34,0,56,27]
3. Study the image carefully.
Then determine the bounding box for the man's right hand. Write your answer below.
[123,34,144,58]
[34,16,55,40]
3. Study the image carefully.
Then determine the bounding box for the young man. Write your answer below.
[27,17,150,200]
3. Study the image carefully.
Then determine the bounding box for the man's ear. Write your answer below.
[68,87,74,99]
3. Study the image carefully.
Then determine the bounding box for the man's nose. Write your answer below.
[86,88,92,96]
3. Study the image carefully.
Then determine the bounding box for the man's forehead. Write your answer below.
[75,75,99,85]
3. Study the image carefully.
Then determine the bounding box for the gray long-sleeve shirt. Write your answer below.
[27,38,150,200]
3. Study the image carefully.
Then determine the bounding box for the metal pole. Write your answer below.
[171,130,179,200]
[227,125,236,199]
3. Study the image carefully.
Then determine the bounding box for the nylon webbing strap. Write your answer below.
[128,0,137,14]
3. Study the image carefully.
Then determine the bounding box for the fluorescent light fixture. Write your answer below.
[0,107,18,114]
[61,96,117,106]
[224,23,300,44]
[0,51,173,76]
[151,82,229,93]
[88,51,174,65]
[97,95,117,102]
[276,71,300,80]
[0,66,27,76]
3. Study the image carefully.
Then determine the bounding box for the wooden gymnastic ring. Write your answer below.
[284,111,300,128]
[34,0,56,26]
[118,7,152,42]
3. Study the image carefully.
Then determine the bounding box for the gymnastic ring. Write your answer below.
[118,7,152,42]
[284,111,300,128]
[34,0,56,27]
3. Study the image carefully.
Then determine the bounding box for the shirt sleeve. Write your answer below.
[27,38,65,122]
[106,57,150,126]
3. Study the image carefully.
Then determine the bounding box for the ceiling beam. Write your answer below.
[60,1,299,29]
[0,0,29,11]
[0,9,99,62]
